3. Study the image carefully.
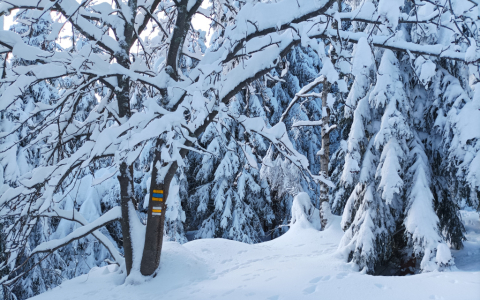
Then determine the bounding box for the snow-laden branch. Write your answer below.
[31,206,121,256]
[54,0,122,55]
[324,124,337,134]
[333,3,441,25]
[1,207,121,287]
[310,28,476,63]
[292,120,324,127]
[222,0,337,62]
[41,207,124,265]
[281,75,326,123]
[229,113,334,188]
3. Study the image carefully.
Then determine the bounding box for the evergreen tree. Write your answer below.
[338,49,457,274]
[186,91,274,243]
[331,37,373,215]
[333,0,477,274]
[261,45,324,237]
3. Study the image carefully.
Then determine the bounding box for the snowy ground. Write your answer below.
[31,212,480,300]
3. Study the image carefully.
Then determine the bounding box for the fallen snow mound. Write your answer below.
[30,207,480,300]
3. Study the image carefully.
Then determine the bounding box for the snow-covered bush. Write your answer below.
[291,192,321,230]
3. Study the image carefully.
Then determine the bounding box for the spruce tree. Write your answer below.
[261,45,324,237]
[186,91,274,243]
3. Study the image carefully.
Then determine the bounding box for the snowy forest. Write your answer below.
[0,0,479,299]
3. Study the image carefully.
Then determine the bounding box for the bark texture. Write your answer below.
[140,140,170,276]
[118,163,135,275]
[319,81,331,230]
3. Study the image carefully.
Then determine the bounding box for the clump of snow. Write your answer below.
[435,243,453,266]
[465,39,478,63]
[290,192,321,230]
[124,202,147,285]
[355,0,376,18]
[378,0,403,29]
[319,57,339,83]
[337,78,348,92]
[473,83,480,110]
[414,57,436,87]
[344,37,373,117]
[351,37,373,77]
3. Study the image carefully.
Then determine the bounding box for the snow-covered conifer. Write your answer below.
[188,91,274,243]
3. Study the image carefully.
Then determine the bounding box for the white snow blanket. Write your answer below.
[30,208,480,300]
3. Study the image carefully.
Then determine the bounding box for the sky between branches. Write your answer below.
[2,0,213,47]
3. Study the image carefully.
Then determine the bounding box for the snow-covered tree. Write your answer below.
[187,90,274,243]
[0,0,339,291]
[260,45,326,236]
[0,12,70,298]
[335,0,479,274]
[0,1,478,297]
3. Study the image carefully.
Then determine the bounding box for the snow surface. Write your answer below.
[29,211,480,300]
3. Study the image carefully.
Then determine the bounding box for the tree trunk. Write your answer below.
[118,162,135,274]
[319,81,332,230]
[319,0,339,228]
[140,111,218,275]
[116,54,134,274]
[139,0,203,276]
[166,0,202,80]
[140,140,173,275]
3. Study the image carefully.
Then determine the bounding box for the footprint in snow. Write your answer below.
[265,276,276,282]
[321,275,331,281]
[302,285,317,295]
[237,284,247,289]
[222,289,235,296]
[267,296,279,300]
[374,284,388,290]
[336,272,348,279]
[220,259,232,264]
[450,279,459,284]
[309,276,323,283]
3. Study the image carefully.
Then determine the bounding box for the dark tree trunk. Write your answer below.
[118,163,135,274]
[166,0,202,80]
[140,111,217,275]
[140,140,175,275]
[115,46,134,274]
[116,75,132,119]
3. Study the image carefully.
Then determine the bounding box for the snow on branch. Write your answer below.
[292,120,324,127]
[310,28,476,64]
[41,207,124,265]
[1,207,121,287]
[31,207,121,256]
[229,113,334,187]
[222,0,337,61]
[281,75,326,122]
[333,3,441,25]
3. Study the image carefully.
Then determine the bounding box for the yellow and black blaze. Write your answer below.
[151,190,163,216]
